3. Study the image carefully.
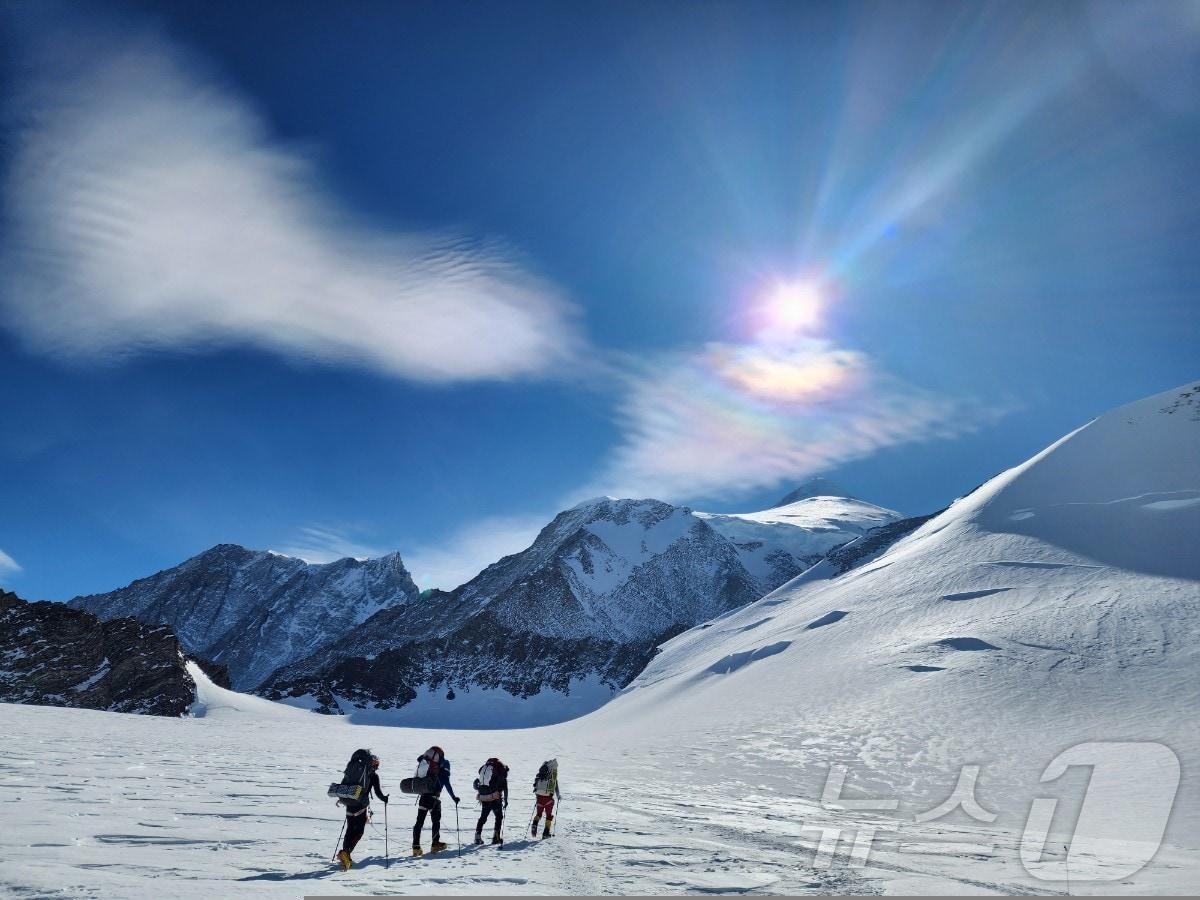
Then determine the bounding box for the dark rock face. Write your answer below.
[824,511,942,575]
[0,589,209,716]
[269,620,664,716]
[261,498,761,718]
[70,545,421,689]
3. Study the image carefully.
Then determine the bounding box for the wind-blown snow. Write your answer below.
[186,661,310,720]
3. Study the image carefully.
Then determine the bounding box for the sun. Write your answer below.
[763,280,823,334]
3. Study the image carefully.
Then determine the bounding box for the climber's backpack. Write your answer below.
[400,745,444,795]
[533,760,554,795]
[327,748,373,803]
[474,757,507,802]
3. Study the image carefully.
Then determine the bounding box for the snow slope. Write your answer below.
[580,380,1200,877]
[7,692,1191,898]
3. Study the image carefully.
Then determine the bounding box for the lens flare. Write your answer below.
[764,280,823,334]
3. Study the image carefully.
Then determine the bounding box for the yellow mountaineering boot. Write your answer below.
[336,850,352,870]
[430,840,448,854]
[412,845,423,858]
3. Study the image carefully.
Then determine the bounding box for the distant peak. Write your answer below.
[568,495,620,510]
[774,477,855,507]
[196,542,258,560]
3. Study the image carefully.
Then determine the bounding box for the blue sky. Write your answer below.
[1,0,1197,599]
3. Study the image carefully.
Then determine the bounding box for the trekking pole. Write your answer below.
[455,801,462,857]
[332,818,346,861]
[384,800,389,870]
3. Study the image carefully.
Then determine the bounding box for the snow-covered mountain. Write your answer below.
[70,544,420,689]
[262,493,900,725]
[774,475,857,505]
[1,588,224,716]
[582,381,1200,852]
[4,385,1196,897]
[697,491,900,588]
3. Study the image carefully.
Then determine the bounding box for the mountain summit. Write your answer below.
[262,493,901,725]
[773,476,857,507]
[70,545,420,689]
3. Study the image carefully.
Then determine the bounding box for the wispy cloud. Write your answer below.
[0,549,22,585]
[0,29,582,382]
[404,513,549,591]
[273,526,388,565]
[594,339,1009,503]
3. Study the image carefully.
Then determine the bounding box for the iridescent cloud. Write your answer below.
[597,339,1005,503]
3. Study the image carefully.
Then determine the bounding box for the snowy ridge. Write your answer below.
[697,495,900,588]
[580,381,1200,854]
[263,494,896,724]
[71,545,421,689]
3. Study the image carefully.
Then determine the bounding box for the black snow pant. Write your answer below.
[476,799,503,839]
[344,809,369,853]
[413,794,442,846]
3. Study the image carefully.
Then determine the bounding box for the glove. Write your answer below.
[383,795,389,804]
[503,799,508,809]
[453,796,460,805]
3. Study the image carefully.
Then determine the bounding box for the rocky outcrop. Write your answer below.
[0,589,220,716]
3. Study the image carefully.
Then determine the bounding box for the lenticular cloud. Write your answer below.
[0,35,581,382]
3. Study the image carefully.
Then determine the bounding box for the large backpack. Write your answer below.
[327,748,373,806]
[474,757,507,802]
[400,746,445,796]
[415,746,444,780]
[533,759,555,796]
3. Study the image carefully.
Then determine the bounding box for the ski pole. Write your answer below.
[384,800,389,870]
[455,800,462,857]
[332,818,346,861]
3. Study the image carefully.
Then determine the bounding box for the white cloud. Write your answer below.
[0,549,22,584]
[273,526,387,565]
[0,32,582,382]
[404,513,549,591]
[595,340,1009,503]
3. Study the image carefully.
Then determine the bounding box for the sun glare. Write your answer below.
[764,280,822,334]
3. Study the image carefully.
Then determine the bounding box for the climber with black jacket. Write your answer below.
[411,746,460,856]
[336,752,387,870]
[473,757,510,845]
